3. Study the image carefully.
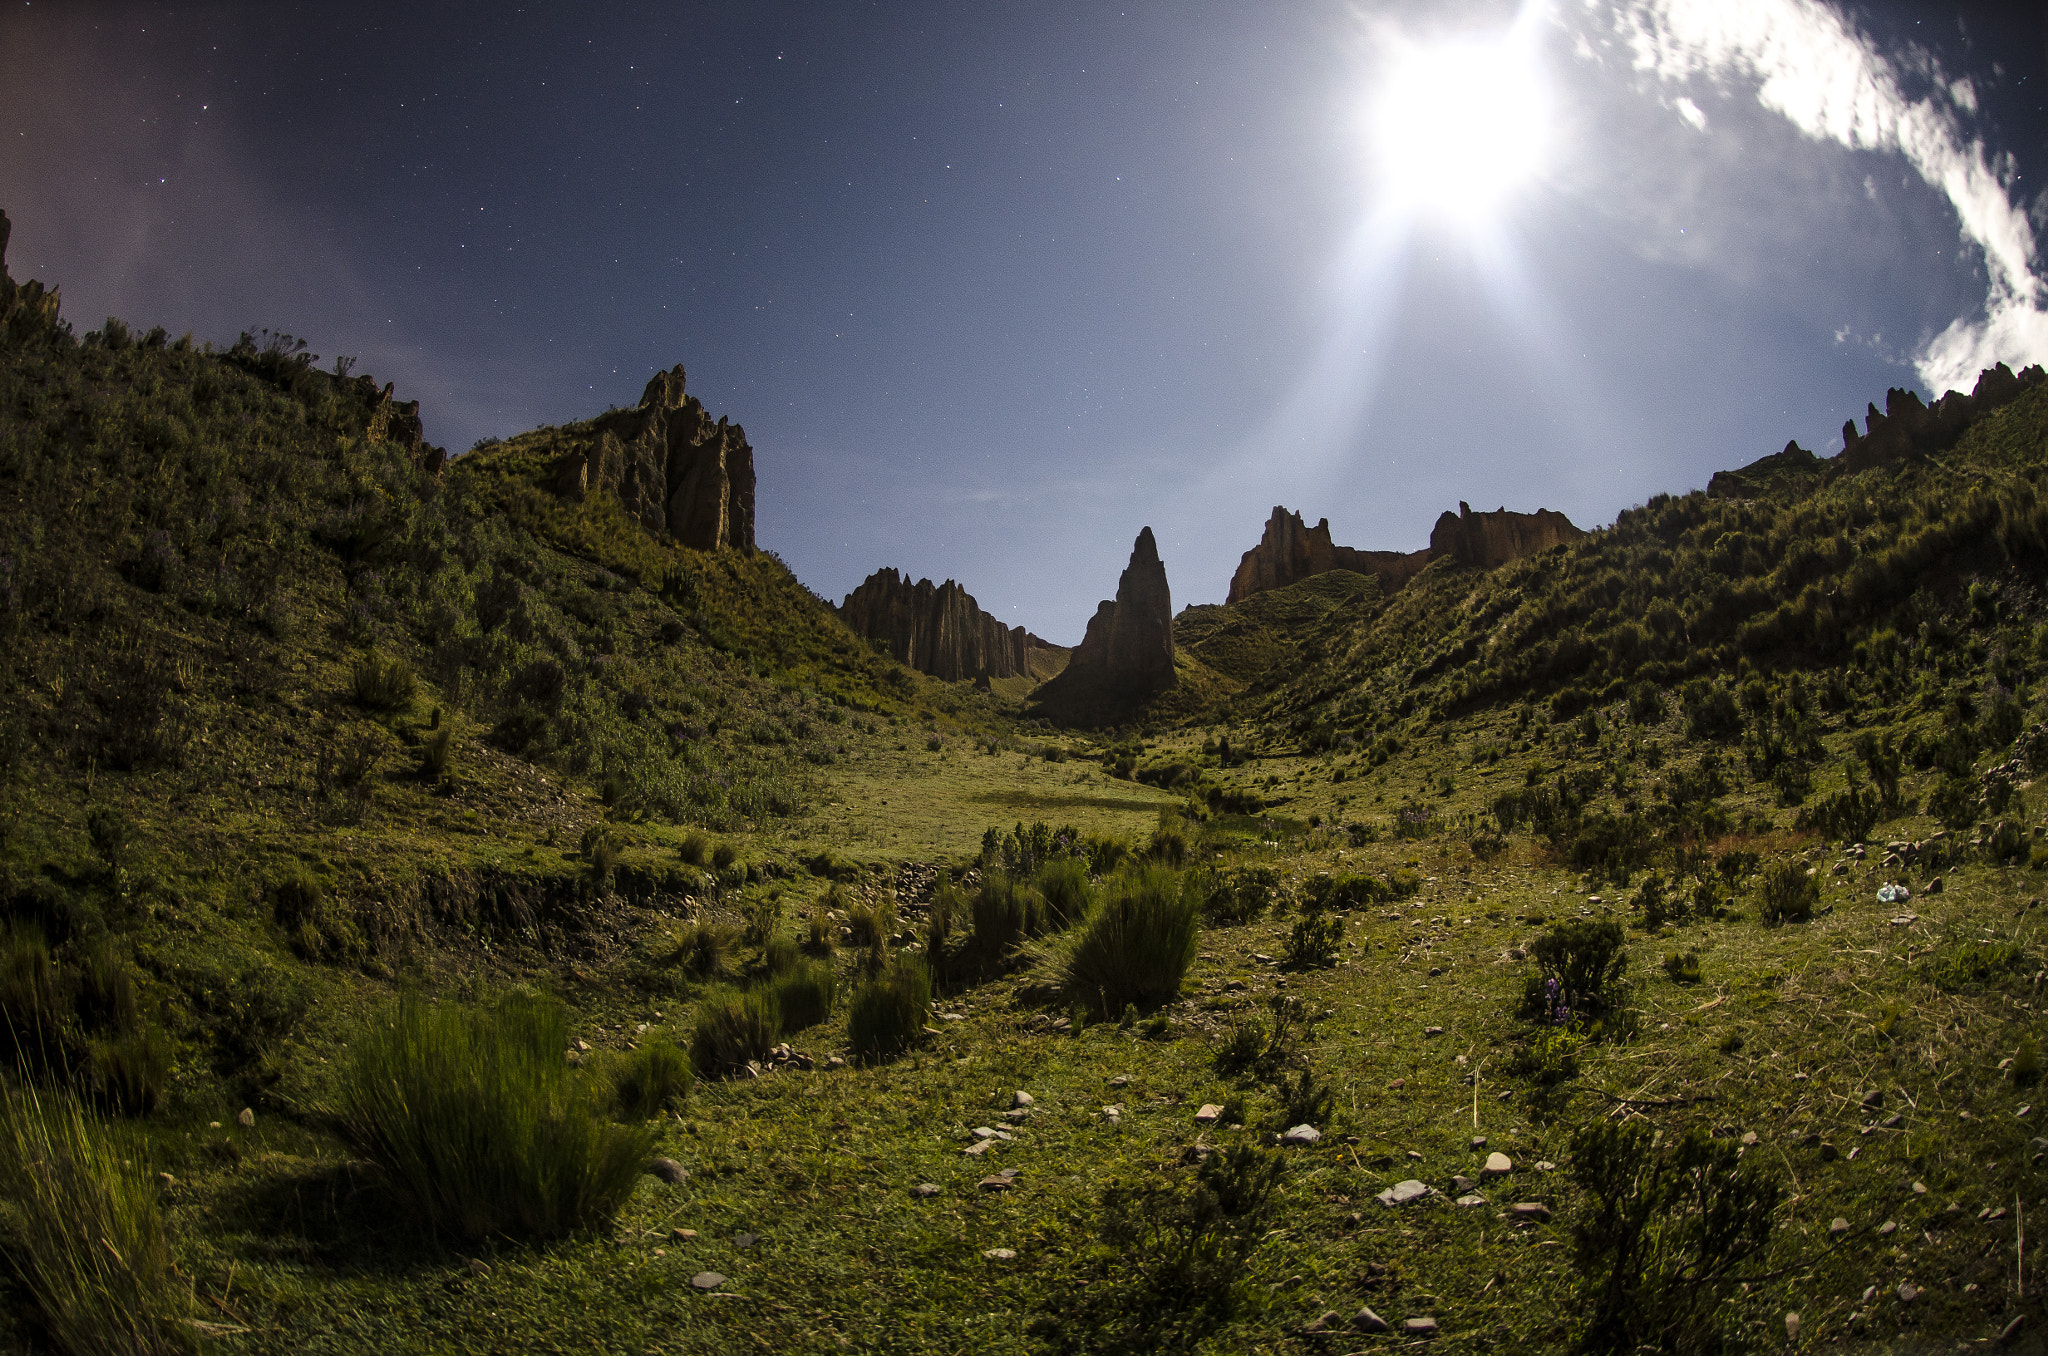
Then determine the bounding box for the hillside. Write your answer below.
[0,218,2046,1355]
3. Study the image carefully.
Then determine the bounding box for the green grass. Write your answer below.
[334,992,655,1240]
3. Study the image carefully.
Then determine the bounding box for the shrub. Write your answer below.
[1275,1060,1335,1127]
[1034,858,1094,928]
[1568,1121,1781,1353]
[1756,860,1817,926]
[743,894,784,949]
[610,1038,692,1120]
[1662,951,1703,985]
[1509,1026,1584,1086]
[1147,817,1192,865]
[766,960,836,1031]
[84,806,132,878]
[1282,913,1342,970]
[335,992,655,1240]
[1201,867,1276,926]
[761,933,800,975]
[350,651,417,710]
[676,921,737,978]
[804,910,838,956]
[710,841,739,871]
[1520,919,1629,1024]
[678,831,712,867]
[967,873,1044,963]
[0,1086,193,1356]
[1057,865,1201,1018]
[924,881,964,961]
[847,895,898,948]
[689,988,780,1075]
[847,958,931,1064]
[419,724,454,780]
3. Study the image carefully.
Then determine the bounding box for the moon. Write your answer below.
[1371,34,1551,227]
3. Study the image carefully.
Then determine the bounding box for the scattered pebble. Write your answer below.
[1913,1181,1928,1195]
[1482,1152,1512,1176]
[1376,1180,1430,1207]
[1533,1160,1555,1172]
[1194,1104,1223,1125]
[1424,1026,1445,1037]
[1407,1150,1425,1161]
[1280,1124,1322,1147]
[1897,1282,1918,1303]
[1784,1312,1800,1341]
[733,1233,758,1250]
[826,1055,845,1069]
[963,1140,996,1157]
[978,1175,1013,1192]
[1455,1193,1487,1207]
[671,1228,698,1241]
[648,1158,689,1185]
[1108,1074,1132,1088]
[982,1248,1016,1261]
[1508,1202,1552,1223]
[911,1184,941,1198]
[1399,1316,1439,1337]
[1012,1091,1034,1108]
[690,1272,726,1292]
[1819,1142,1840,1162]
[237,1108,255,1129]
[1470,1135,1488,1150]
[1877,1221,1896,1237]
[1830,1218,1849,1237]
[1354,1306,1391,1333]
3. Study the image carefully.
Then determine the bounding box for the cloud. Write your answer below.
[1672,95,1708,132]
[1610,0,2047,394]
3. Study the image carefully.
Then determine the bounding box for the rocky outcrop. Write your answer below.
[1033,528,1176,718]
[1836,363,2046,473]
[366,382,445,475]
[1227,507,1431,604]
[550,364,755,552]
[0,209,63,341]
[839,569,1066,682]
[1429,502,1584,569]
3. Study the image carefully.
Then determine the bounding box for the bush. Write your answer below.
[676,920,737,978]
[1662,951,1703,985]
[689,988,780,1075]
[1568,1121,1781,1353]
[335,992,655,1240]
[678,831,712,867]
[847,894,898,948]
[766,960,836,1031]
[419,724,454,780]
[1057,865,1201,1018]
[1520,919,1629,1025]
[610,1038,692,1120]
[1756,860,1817,926]
[804,909,838,957]
[1147,816,1193,865]
[350,651,417,710]
[710,841,739,871]
[1034,858,1094,929]
[1205,867,1277,926]
[1283,913,1342,970]
[1509,1026,1584,1086]
[0,1086,193,1356]
[847,958,931,1065]
[87,1025,171,1115]
[967,873,1044,963]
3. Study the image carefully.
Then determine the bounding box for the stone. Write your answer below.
[1451,1175,1478,1193]
[1195,1104,1223,1124]
[1406,1149,1424,1160]
[963,1140,996,1156]
[839,570,1065,682]
[1398,1316,1440,1337]
[1031,528,1176,716]
[1878,1220,1895,1236]
[1280,1124,1322,1146]
[1897,1282,1918,1303]
[237,1108,255,1129]
[690,1272,726,1291]
[1784,1312,1800,1342]
[1012,1091,1034,1108]
[1424,1026,1445,1037]
[671,1228,698,1240]
[1303,1310,1344,1334]
[1482,1152,1512,1177]
[982,1248,1016,1261]
[1834,364,2047,474]
[1830,1217,1850,1237]
[1819,1142,1839,1162]
[648,1158,689,1185]
[1376,1180,1430,1207]
[1469,1136,1487,1149]
[911,1184,941,1198]
[1455,1193,1487,1207]
[733,1233,758,1250]
[1913,1181,1928,1194]
[1108,1074,1132,1088]
[978,1175,1013,1192]
[1533,1160,1556,1172]
[1927,877,1945,895]
[1740,1131,1758,1146]
[547,365,755,551]
[1508,1202,1552,1222]
[1861,1088,1884,1109]
[826,1055,845,1069]
[1881,1113,1904,1129]
[1353,1306,1391,1333]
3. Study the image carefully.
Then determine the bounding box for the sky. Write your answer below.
[3,0,2045,645]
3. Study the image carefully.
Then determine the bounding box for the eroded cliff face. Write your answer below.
[1227,507,1430,604]
[838,569,1065,682]
[1228,502,1579,604]
[1033,527,1176,718]
[0,209,62,340]
[550,365,755,552]
[1835,363,2046,473]
[1428,502,1584,570]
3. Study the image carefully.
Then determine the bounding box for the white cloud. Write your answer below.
[1673,95,1708,131]
[1612,0,2047,393]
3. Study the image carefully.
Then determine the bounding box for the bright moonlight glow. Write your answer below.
[1372,37,1550,224]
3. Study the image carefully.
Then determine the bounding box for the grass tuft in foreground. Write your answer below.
[0,1084,193,1356]
[335,992,655,1240]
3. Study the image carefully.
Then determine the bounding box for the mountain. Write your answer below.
[1031,526,1177,720]
[1226,501,1582,605]
[838,568,1067,683]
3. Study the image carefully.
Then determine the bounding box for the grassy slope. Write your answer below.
[0,272,2042,1352]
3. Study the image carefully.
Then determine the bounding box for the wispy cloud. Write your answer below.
[1610,0,2047,393]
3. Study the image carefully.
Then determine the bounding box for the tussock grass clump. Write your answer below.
[350,650,417,710]
[0,922,65,1057]
[335,992,654,1240]
[1146,816,1192,865]
[803,909,837,956]
[1282,912,1342,970]
[846,894,897,948]
[968,873,1046,963]
[678,830,712,867]
[675,920,738,978]
[847,958,931,1065]
[609,1038,692,1121]
[689,988,780,1074]
[1756,859,1818,925]
[419,724,454,780]
[0,1086,193,1356]
[766,959,836,1032]
[1047,865,1200,1018]
[1033,858,1094,928]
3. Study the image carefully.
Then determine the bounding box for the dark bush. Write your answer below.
[350,651,417,711]
[1282,913,1341,970]
[1033,858,1094,929]
[689,988,780,1075]
[847,958,931,1064]
[766,960,835,1031]
[1059,866,1200,1017]
[610,1038,692,1120]
[1520,919,1628,1025]
[1756,860,1817,926]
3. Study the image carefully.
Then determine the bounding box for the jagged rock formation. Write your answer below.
[550,365,755,552]
[0,210,62,341]
[1228,502,1581,604]
[1227,507,1430,604]
[838,569,1066,682]
[1429,502,1584,569]
[1836,363,2046,473]
[1033,527,1176,716]
[365,382,445,475]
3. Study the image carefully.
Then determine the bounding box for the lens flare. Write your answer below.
[1371,35,1550,225]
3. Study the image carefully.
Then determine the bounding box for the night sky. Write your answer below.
[4,1,2045,644]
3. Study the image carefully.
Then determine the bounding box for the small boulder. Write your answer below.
[911,1184,941,1198]
[1280,1124,1321,1147]
[1424,1026,1445,1037]
[1194,1103,1224,1125]
[978,1175,1013,1192]
[1482,1152,1512,1176]
[1508,1202,1552,1222]
[1455,1193,1487,1207]
[1353,1306,1391,1333]
[1400,1316,1439,1337]
[1830,1217,1849,1237]
[648,1158,689,1185]
[671,1227,698,1240]
[237,1108,256,1129]
[1376,1180,1430,1207]
[690,1272,726,1292]
[983,1248,1016,1261]
[1012,1091,1035,1108]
